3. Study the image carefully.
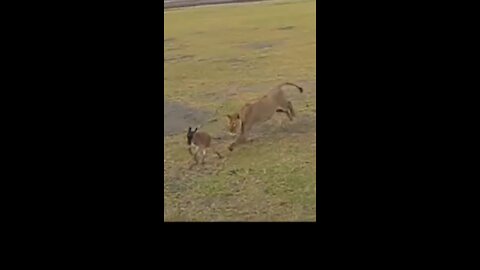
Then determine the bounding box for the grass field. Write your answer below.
[164,0,316,221]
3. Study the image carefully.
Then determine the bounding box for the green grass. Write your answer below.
[164,0,316,221]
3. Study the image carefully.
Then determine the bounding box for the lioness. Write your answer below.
[226,82,303,151]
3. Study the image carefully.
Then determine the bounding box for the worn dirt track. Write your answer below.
[164,0,263,9]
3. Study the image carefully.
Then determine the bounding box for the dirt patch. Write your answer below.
[164,101,213,136]
[243,42,274,50]
[164,55,195,63]
[164,0,264,9]
[277,26,295,31]
[224,58,247,64]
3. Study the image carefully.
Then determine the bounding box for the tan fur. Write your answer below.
[188,131,223,169]
[226,103,251,134]
[227,82,303,151]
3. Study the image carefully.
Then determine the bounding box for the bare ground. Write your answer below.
[164,0,264,9]
[164,102,213,136]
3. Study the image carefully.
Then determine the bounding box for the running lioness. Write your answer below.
[227,82,303,151]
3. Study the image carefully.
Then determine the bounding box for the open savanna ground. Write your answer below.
[164,0,316,221]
